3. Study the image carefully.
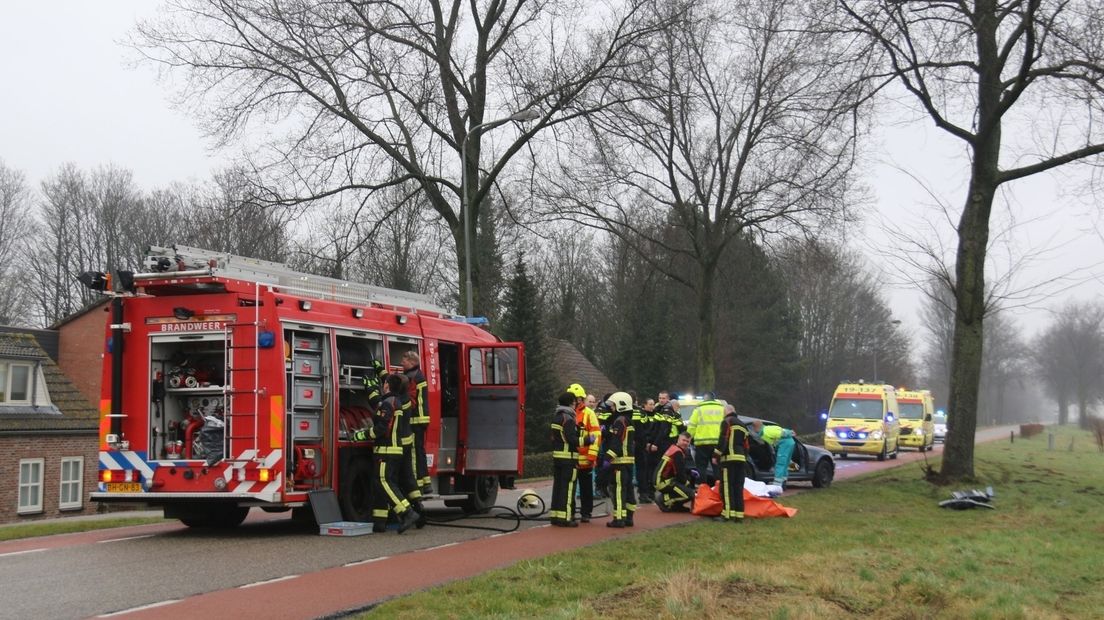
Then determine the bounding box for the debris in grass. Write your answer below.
[939,486,995,510]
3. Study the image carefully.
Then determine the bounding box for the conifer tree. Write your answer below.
[499,255,556,453]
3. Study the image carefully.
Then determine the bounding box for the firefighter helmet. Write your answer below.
[566,383,586,399]
[517,489,543,516]
[518,489,540,509]
[607,391,633,413]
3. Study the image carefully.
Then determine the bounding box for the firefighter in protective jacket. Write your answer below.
[370,374,420,534]
[402,351,432,493]
[604,392,636,528]
[550,391,591,527]
[569,384,600,522]
[714,405,748,523]
[654,432,695,512]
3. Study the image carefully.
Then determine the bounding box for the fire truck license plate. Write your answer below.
[106,483,142,493]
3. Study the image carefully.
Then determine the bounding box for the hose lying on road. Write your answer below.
[420,495,610,533]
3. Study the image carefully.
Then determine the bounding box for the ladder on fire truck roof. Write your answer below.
[139,244,451,315]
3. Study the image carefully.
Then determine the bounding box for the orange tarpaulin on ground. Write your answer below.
[690,483,798,518]
[742,489,798,518]
[691,483,723,516]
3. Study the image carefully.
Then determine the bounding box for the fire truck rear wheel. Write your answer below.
[339,458,374,522]
[460,475,499,515]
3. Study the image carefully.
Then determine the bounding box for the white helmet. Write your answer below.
[607,391,633,413]
[517,489,542,515]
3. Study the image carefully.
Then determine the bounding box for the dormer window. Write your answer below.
[1,362,33,404]
[0,360,51,408]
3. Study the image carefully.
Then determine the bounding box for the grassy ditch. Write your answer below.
[367,425,1104,619]
[0,515,168,542]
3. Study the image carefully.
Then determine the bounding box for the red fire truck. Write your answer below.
[87,245,524,527]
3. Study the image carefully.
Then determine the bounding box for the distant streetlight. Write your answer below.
[461,108,541,317]
[873,318,903,383]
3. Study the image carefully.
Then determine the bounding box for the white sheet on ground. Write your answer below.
[744,478,784,498]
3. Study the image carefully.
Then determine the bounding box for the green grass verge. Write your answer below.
[366,426,1104,619]
[0,516,168,542]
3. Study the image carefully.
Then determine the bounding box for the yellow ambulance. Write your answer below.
[823,382,901,460]
[896,389,935,451]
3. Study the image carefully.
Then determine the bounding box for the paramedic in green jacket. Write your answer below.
[751,419,796,486]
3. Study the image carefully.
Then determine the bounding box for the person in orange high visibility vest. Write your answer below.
[568,383,600,522]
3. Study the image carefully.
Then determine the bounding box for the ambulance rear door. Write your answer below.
[459,343,525,474]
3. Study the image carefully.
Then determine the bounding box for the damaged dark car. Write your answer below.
[741,417,835,488]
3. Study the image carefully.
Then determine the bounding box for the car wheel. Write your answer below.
[812,459,833,488]
[877,442,887,461]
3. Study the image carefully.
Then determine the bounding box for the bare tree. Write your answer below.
[290,179,456,306]
[133,0,666,316]
[0,160,34,325]
[180,167,291,262]
[539,0,867,390]
[1035,302,1104,427]
[27,164,106,325]
[842,0,1104,479]
[778,239,913,421]
[978,310,1029,425]
[920,278,955,409]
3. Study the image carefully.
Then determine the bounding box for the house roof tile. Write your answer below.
[549,338,618,398]
[0,333,98,433]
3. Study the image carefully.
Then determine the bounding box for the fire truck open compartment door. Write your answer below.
[460,343,525,473]
[149,333,228,461]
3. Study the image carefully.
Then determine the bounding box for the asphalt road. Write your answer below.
[0,425,1016,619]
[0,493,550,620]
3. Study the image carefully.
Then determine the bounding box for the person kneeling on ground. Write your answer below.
[654,432,695,512]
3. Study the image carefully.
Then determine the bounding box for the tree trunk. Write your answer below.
[457,136,483,316]
[696,264,717,392]
[941,173,999,480]
[1077,387,1088,430]
[1057,393,1069,425]
[940,3,1002,481]
[453,221,480,317]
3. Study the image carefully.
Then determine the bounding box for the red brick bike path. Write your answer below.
[121,499,694,619]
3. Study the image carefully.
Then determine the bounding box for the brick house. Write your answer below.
[0,332,100,523]
[51,299,110,405]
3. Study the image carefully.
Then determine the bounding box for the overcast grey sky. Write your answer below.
[2,1,1102,340]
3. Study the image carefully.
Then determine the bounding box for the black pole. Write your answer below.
[111,296,124,437]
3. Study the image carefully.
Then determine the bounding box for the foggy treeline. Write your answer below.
[4,0,1104,446]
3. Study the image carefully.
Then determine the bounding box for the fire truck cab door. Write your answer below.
[460,343,525,473]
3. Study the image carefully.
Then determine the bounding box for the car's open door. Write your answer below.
[459,343,525,474]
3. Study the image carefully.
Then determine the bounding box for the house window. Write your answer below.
[18,458,44,514]
[1,362,33,404]
[59,457,84,510]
